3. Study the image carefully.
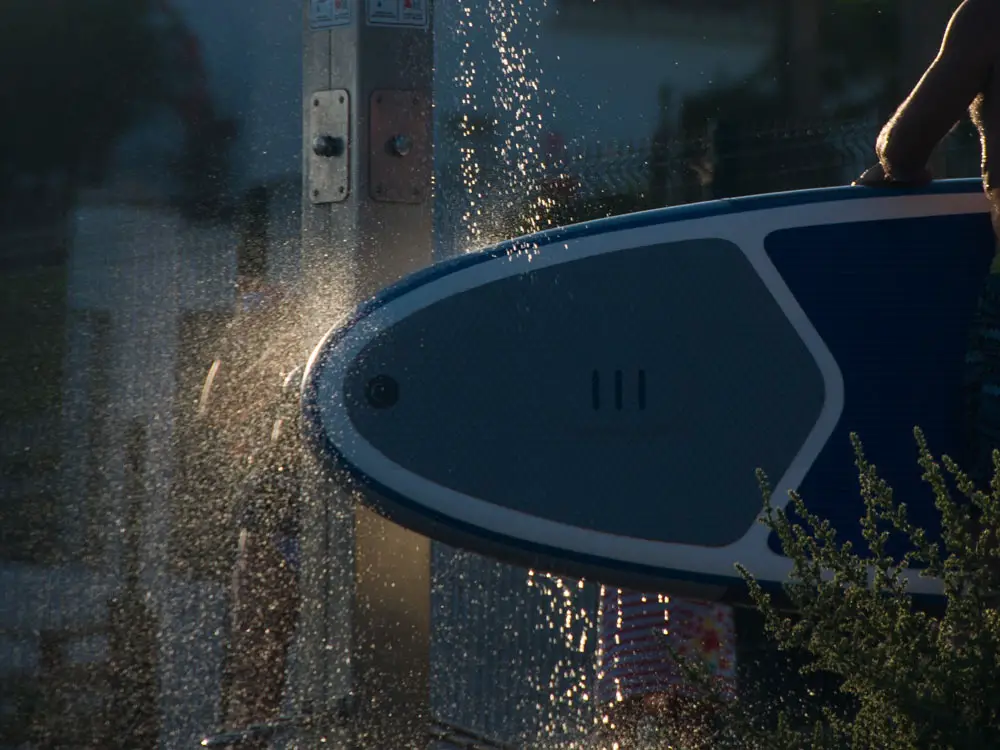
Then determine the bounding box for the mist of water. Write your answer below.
[451,0,557,252]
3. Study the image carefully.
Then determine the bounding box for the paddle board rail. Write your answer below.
[303,178,992,600]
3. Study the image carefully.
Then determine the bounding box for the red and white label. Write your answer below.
[366,0,427,27]
[310,0,351,29]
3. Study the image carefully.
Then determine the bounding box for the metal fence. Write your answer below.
[554,116,982,210]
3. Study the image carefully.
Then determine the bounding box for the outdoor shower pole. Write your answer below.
[297,1,434,748]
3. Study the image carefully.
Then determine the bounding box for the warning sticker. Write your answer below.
[366,0,428,28]
[399,0,427,25]
[310,0,352,29]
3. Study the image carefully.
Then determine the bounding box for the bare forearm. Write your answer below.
[877,0,996,180]
[877,65,971,180]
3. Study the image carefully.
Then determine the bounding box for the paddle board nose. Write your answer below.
[301,179,991,598]
[305,235,827,552]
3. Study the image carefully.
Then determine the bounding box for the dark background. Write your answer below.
[0,1,978,747]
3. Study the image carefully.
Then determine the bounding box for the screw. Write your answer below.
[338,95,345,104]
[313,98,319,107]
[312,189,319,197]
[391,134,413,157]
[312,134,345,158]
[338,186,345,194]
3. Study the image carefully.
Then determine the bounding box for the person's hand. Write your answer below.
[852,162,932,187]
[852,163,888,186]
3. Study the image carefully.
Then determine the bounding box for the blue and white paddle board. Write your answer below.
[303,178,995,599]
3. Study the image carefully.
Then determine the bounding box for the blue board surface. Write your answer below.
[303,178,995,600]
[766,214,993,562]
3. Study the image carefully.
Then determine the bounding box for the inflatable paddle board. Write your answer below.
[303,177,995,600]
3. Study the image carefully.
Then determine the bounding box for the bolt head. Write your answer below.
[312,134,344,158]
[391,134,414,157]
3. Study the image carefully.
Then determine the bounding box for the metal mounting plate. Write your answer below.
[369,90,431,204]
[308,89,350,204]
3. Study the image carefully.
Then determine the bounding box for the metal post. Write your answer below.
[297,1,434,748]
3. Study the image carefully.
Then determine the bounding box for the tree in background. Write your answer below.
[156,0,240,221]
[0,0,236,223]
[675,0,904,198]
[677,0,985,199]
[0,0,164,204]
[0,4,237,747]
[522,0,936,231]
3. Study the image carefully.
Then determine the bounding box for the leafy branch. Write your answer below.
[649,428,1000,749]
